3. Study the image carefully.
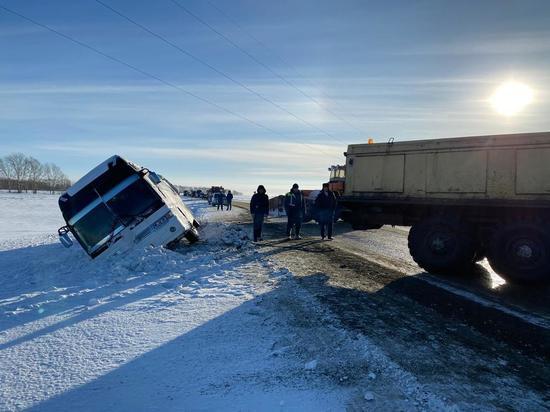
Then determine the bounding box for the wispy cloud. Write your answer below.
[395,31,550,56]
[34,140,343,165]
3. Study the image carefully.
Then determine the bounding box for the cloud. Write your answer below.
[35,139,344,165]
[395,31,550,56]
[28,139,344,195]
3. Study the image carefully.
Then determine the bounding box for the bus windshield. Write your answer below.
[107,178,163,225]
[71,202,122,253]
[70,175,163,253]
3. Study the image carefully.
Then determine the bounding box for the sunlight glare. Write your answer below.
[490,81,534,116]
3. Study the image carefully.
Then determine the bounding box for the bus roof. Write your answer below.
[66,155,123,196]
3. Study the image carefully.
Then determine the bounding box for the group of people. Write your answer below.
[249,183,337,243]
[216,190,234,211]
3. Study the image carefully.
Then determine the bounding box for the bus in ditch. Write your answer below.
[57,155,200,259]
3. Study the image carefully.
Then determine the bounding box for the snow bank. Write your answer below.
[0,196,348,411]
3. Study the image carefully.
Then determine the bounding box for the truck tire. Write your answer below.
[408,217,476,274]
[487,223,550,283]
[185,227,200,244]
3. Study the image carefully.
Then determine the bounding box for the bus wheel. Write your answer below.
[487,223,550,283]
[408,217,476,274]
[185,227,200,244]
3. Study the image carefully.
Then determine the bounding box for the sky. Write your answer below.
[1,0,549,195]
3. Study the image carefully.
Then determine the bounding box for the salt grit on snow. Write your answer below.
[0,193,458,411]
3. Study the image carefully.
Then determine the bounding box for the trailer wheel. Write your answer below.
[487,223,550,283]
[185,227,200,244]
[408,217,476,273]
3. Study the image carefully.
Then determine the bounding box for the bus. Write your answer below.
[57,155,200,259]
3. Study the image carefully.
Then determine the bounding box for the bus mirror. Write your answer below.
[149,172,161,185]
[58,226,73,248]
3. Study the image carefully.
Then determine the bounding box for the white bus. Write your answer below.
[58,155,199,259]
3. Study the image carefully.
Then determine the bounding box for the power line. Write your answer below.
[0,4,276,135]
[95,0,341,143]
[205,0,367,138]
[0,2,341,158]
[176,0,364,141]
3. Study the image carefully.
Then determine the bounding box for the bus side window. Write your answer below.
[149,172,161,185]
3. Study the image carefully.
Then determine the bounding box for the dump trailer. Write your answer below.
[340,131,550,283]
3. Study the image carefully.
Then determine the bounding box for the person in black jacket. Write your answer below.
[216,193,226,211]
[284,183,306,240]
[315,183,337,240]
[226,190,234,211]
[250,185,269,242]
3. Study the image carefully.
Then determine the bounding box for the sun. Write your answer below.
[490,81,534,116]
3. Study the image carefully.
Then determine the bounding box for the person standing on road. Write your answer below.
[217,193,226,211]
[285,183,306,240]
[250,185,269,242]
[315,183,337,240]
[226,190,234,211]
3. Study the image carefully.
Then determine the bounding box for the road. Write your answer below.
[233,200,549,329]
[224,200,550,409]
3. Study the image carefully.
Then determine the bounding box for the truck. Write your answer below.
[303,166,346,223]
[207,186,224,205]
[327,165,346,194]
[57,155,200,259]
[339,131,550,283]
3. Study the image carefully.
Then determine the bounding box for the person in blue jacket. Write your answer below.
[315,183,337,240]
[250,185,269,242]
[226,190,234,211]
[284,183,305,240]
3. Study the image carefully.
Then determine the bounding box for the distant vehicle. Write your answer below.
[268,195,285,216]
[327,165,346,194]
[303,166,345,223]
[57,155,200,259]
[207,186,224,205]
[211,192,227,207]
[340,132,550,283]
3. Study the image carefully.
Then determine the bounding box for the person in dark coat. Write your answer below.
[315,183,338,240]
[216,193,226,211]
[226,190,234,211]
[250,185,269,242]
[284,183,306,240]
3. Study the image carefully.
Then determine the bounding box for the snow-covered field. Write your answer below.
[0,194,355,411]
[2,193,545,411]
[0,192,65,243]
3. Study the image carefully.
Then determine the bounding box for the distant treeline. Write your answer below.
[0,153,71,193]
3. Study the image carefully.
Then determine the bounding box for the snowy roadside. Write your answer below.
[1,199,354,411]
[0,196,494,411]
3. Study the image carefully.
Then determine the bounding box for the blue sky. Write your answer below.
[1,0,549,194]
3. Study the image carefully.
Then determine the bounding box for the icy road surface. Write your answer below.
[0,193,548,411]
